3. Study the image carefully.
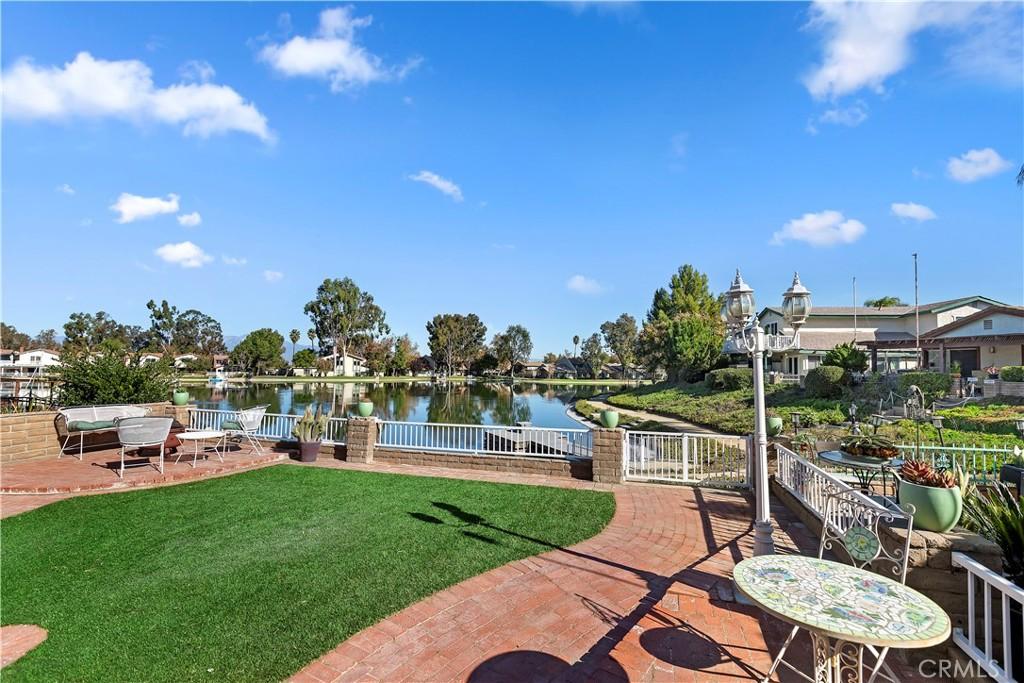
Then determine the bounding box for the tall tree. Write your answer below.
[639,264,724,381]
[304,278,388,374]
[426,313,487,375]
[391,335,417,375]
[1,323,31,350]
[600,314,638,375]
[580,333,607,378]
[173,310,225,356]
[307,329,317,354]
[62,311,125,352]
[146,299,179,352]
[33,329,59,349]
[229,328,284,374]
[361,336,395,376]
[542,352,559,365]
[572,335,580,358]
[864,296,907,308]
[664,317,723,382]
[289,329,301,361]
[492,324,533,379]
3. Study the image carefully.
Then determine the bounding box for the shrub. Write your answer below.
[704,367,753,391]
[1000,366,1024,382]
[805,366,845,398]
[823,342,869,374]
[898,372,953,403]
[56,351,173,406]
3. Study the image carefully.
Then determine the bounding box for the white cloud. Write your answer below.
[263,270,284,283]
[912,167,931,180]
[566,274,603,294]
[1,52,272,141]
[891,202,937,222]
[155,241,213,268]
[178,59,215,83]
[670,132,688,158]
[258,6,421,93]
[771,210,866,247]
[177,211,202,227]
[408,170,463,202]
[222,255,247,266]
[802,2,1020,99]
[946,148,1012,183]
[110,192,180,223]
[56,183,75,195]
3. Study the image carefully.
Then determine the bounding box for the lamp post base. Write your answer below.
[753,520,776,556]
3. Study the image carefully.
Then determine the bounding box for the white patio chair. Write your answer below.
[222,405,268,453]
[764,489,914,683]
[115,416,173,479]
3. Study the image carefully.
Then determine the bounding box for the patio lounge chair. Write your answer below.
[58,405,151,459]
[221,405,268,454]
[763,489,913,683]
[115,416,173,479]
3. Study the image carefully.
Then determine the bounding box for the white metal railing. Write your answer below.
[775,445,884,520]
[896,443,1020,482]
[952,551,1024,682]
[624,431,750,487]
[375,420,593,459]
[188,408,347,444]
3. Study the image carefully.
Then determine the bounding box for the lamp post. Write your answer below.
[724,270,811,556]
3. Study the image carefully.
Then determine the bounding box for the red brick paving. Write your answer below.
[0,625,47,668]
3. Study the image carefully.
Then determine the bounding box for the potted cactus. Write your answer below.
[898,460,969,533]
[292,405,329,462]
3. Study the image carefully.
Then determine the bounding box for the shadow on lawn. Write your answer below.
[406,491,814,680]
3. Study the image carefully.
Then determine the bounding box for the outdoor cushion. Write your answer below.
[221,420,244,431]
[67,420,117,432]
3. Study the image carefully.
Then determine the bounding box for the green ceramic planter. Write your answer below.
[899,480,963,533]
[766,416,784,437]
[600,410,620,429]
[172,390,190,406]
[356,401,374,418]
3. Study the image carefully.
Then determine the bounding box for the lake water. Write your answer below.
[188,381,617,429]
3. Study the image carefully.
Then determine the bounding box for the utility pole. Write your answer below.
[853,276,858,343]
[913,253,921,369]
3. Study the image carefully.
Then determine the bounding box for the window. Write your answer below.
[764,322,779,335]
[983,319,993,330]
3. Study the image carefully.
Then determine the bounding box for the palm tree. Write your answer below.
[572,335,580,359]
[289,328,300,361]
[307,329,317,353]
[1017,163,1023,187]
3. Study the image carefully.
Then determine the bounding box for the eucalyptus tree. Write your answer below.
[601,314,638,376]
[426,313,487,376]
[580,333,607,378]
[304,278,389,375]
[492,325,533,380]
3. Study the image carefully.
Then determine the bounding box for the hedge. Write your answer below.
[897,372,952,403]
[805,366,845,399]
[1000,366,1024,382]
[704,367,753,391]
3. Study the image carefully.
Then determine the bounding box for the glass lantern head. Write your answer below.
[724,269,755,328]
[782,272,811,328]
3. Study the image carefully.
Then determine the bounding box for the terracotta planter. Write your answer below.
[356,401,374,418]
[600,410,619,429]
[899,479,963,533]
[298,441,320,463]
[172,390,190,406]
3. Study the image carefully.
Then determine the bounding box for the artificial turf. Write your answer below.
[1,465,615,682]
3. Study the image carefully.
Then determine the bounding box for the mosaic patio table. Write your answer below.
[817,450,901,497]
[734,555,950,683]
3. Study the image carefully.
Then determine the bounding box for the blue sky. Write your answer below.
[3,1,1022,356]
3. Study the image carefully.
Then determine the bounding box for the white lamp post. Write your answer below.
[724,270,811,556]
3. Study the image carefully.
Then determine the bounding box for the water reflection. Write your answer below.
[191,381,612,429]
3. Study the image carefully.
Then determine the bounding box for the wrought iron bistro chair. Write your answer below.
[221,405,269,453]
[764,489,914,683]
[114,416,173,479]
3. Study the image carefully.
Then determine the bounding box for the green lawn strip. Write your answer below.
[608,382,1024,448]
[1,466,614,682]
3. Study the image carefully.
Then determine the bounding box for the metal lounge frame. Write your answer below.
[223,405,269,454]
[114,416,173,479]
[58,405,151,459]
[764,489,914,683]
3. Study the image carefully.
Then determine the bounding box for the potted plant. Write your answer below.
[291,405,329,462]
[840,435,899,460]
[949,360,962,379]
[766,416,784,437]
[356,400,374,418]
[600,409,619,429]
[172,379,190,406]
[898,460,968,533]
[999,451,1024,492]
[962,482,1024,674]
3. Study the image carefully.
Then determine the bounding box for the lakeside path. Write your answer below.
[582,398,726,436]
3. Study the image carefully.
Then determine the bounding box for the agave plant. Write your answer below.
[963,482,1024,588]
[292,405,329,443]
[899,459,960,489]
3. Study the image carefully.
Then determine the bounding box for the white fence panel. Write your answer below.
[375,421,593,459]
[896,443,1018,482]
[775,445,883,520]
[952,552,1024,683]
[625,432,749,487]
[188,408,347,444]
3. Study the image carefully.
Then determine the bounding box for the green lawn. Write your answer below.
[1,466,614,682]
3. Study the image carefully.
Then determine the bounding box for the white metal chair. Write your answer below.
[222,405,268,453]
[114,416,173,479]
[764,489,914,683]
